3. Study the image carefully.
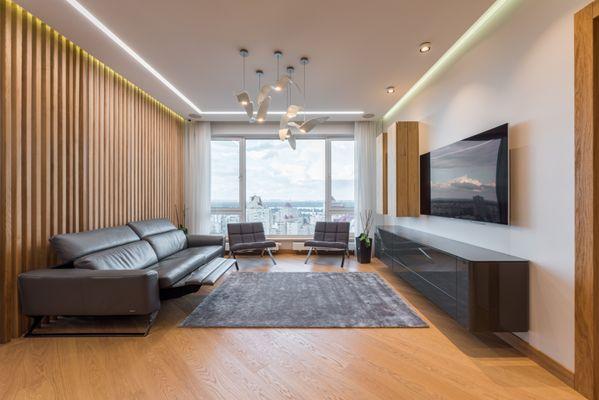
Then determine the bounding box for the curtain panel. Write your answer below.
[185,122,212,234]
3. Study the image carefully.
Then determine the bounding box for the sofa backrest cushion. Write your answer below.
[313,222,350,243]
[144,229,187,260]
[227,222,266,248]
[50,226,140,263]
[128,218,177,239]
[74,241,158,270]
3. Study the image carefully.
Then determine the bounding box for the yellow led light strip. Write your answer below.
[65,0,202,115]
[383,0,520,124]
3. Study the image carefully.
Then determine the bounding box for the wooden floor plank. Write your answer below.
[0,254,583,400]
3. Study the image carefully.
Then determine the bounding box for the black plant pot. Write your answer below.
[355,237,373,264]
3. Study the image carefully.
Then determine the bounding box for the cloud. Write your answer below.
[431,175,498,202]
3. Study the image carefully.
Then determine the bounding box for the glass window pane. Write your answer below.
[211,140,240,208]
[246,139,325,235]
[331,212,355,234]
[210,213,240,235]
[331,141,355,209]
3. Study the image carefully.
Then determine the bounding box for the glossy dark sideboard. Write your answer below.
[375,226,529,332]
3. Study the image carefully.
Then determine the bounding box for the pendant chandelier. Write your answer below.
[235,50,329,149]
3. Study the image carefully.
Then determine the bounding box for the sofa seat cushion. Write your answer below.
[148,246,222,288]
[304,240,347,250]
[144,229,187,260]
[230,241,276,252]
[74,241,158,270]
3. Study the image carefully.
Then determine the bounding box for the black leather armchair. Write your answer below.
[227,222,277,265]
[304,222,350,267]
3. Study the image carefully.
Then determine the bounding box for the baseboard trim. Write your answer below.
[494,332,574,388]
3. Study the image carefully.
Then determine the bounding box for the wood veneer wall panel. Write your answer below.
[392,121,420,217]
[0,0,185,343]
[575,2,599,398]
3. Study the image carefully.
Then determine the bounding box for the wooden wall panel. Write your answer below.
[387,121,420,217]
[575,2,599,398]
[0,0,185,343]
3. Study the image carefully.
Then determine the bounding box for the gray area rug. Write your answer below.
[180,272,428,328]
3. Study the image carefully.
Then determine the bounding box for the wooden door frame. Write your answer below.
[575,1,599,398]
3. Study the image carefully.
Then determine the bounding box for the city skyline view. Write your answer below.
[210,139,355,235]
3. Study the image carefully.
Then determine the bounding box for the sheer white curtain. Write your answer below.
[185,121,211,234]
[354,121,380,235]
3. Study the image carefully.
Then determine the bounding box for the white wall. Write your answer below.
[382,0,588,370]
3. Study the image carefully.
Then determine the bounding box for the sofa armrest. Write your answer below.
[186,234,225,248]
[18,268,160,317]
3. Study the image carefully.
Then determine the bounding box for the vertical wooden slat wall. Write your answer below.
[0,0,185,343]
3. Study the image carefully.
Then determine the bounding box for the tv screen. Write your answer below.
[420,124,509,225]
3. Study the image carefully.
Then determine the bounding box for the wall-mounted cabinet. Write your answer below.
[377,122,420,217]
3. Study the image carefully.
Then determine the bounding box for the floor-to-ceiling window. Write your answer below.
[246,139,326,235]
[210,140,242,234]
[210,133,354,236]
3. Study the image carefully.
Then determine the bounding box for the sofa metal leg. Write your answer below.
[24,312,158,337]
[24,316,43,337]
[340,252,345,268]
[305,247,313,264]
[266,248,277,265]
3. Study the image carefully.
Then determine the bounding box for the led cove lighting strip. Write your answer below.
[202,111,365,115]
[383,0,517,123]
[65,0,202,114]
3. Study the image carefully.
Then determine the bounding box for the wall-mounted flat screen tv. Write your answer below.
[420,124,509,225]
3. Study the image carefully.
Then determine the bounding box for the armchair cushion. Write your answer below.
[313,222,350,243]
[304,240,348,250]
[230,241,276,252]
[227,223,268,248]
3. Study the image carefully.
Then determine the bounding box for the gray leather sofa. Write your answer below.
[18,219,231,335]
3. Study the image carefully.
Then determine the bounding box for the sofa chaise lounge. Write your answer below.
[18,218,233,336]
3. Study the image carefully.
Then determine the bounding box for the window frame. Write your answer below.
[210,133,354,237]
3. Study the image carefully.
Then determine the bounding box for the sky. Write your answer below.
[430,139,500,201]
[211,139,354,204]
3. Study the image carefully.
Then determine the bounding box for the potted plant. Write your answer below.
[355,210,374,264]
[175,205,188,234]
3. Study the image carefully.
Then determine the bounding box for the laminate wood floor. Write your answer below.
[0,254,583,399]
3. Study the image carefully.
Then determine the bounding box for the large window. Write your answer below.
[210,136,354,236]
[330,140,355,232]
[246,139,325,235]
[210,140,241,234]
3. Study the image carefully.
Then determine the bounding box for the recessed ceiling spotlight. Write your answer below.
[386,86,395,94]
[419,42,432,53]
[362,113,375,119]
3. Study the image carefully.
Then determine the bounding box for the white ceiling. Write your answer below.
[16,0,494,121]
